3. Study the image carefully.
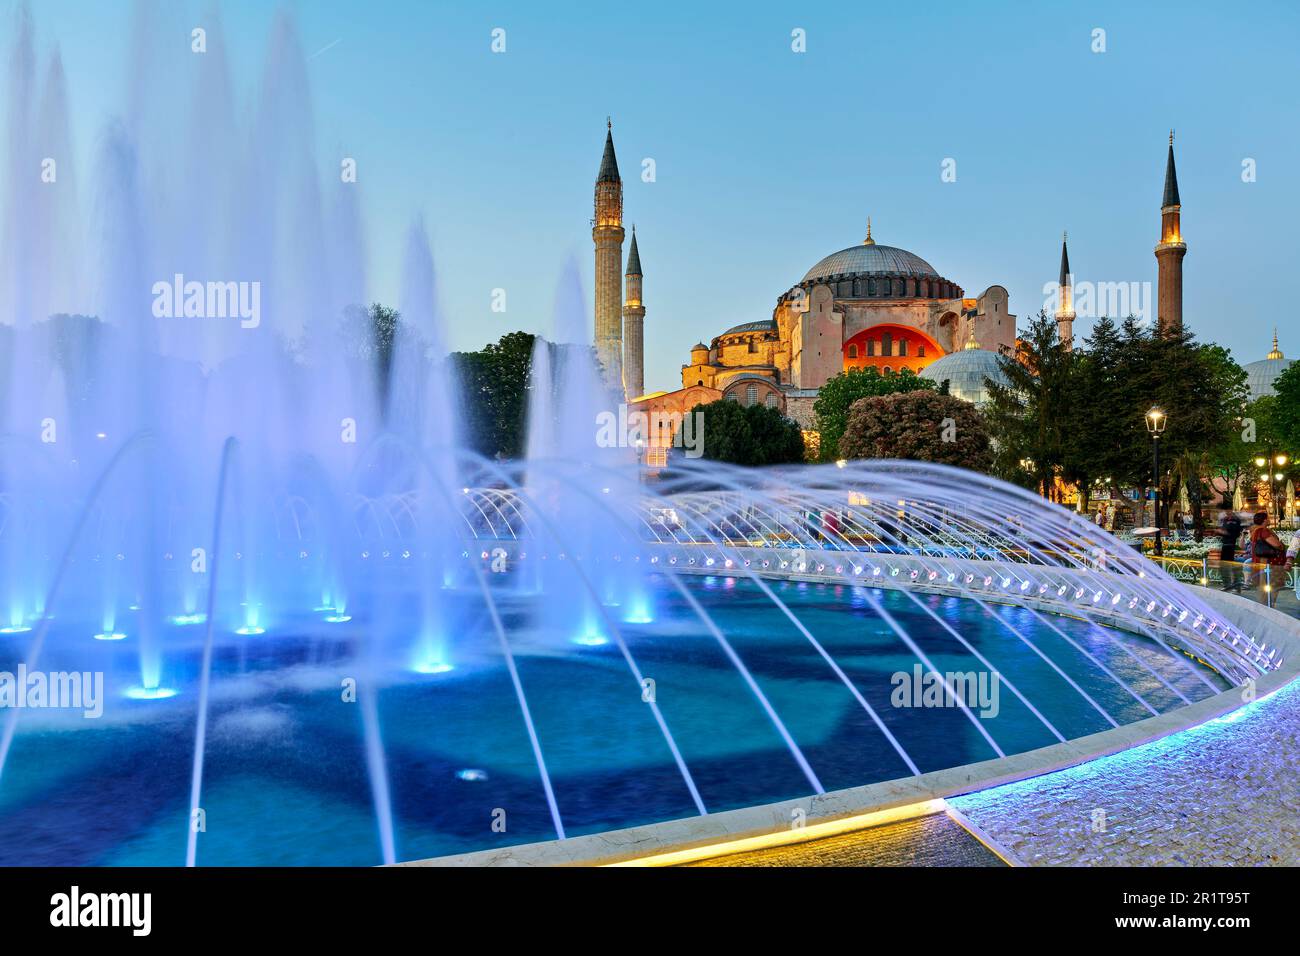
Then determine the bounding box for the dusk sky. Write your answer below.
[14,0,1300,390]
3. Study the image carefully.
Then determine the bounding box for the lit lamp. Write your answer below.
[1255,452,1291,522]
[1145,407,1167,557]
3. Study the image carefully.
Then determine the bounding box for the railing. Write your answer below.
[1148,554,1298,612]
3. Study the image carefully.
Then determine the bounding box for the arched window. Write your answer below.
[899,339,909,357]
[882,365,893,375]
[866,339,876,356]
[847,344,858,359]
[917,344,926,358]
[765,392,778,408]
[746,384,758,406]
[881,333,892,356]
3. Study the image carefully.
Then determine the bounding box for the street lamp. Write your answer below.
[1253,451,1291,522]
[1146,407,1167,557]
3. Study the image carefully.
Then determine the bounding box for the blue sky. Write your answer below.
[13,0,1300,390]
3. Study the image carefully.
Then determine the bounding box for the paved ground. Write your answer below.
[948,676,1300,866]
[685,812,1004,867]
[689,651,1300,867]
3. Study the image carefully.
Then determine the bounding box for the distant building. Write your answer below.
[678,219,1015,428]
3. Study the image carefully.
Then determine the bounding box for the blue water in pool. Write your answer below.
[0,575,1225,865]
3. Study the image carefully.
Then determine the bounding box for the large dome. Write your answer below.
[919,347,1007,407]
[802,243,939,283]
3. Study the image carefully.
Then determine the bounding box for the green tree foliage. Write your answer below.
[812,367,934,461]
[683,399,804,466]
[340,303,401,409]
[839,389,992,471]
[451,330,539,460]
[984,311,1075,495]
[985,311,1248,524]
[1271,362,1300,454]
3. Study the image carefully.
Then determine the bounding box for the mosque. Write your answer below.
[590,125,1280,459]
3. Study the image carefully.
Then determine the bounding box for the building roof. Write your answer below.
[802,243,939,283]
[718,319,777,337]
[918,347,1008,406]
[1058,232,1070,286]
[1245,357,1294,401]
[597,124,620,184]
[1162,134,1180,208]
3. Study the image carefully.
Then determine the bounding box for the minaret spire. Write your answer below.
[623,226,646,399]
[1055,231,1075,351]
[1155,130,1186,335]
[593,120,626,392]
[1268,328,1284,361]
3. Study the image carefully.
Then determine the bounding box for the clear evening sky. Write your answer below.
[13,0,1300,391]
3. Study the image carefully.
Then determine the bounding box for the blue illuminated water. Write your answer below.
[0,575,1224,866]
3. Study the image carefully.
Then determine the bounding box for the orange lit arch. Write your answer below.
[842,324,945,375]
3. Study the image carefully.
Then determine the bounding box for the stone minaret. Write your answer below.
[1055,231,1075,351]
[1155,131,1186,335]
[593,120,625,391]
[622,227,645,399]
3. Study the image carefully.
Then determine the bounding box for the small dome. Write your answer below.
[1244,357,1294,401]
[802,243,939,283]
[691,342,709,352]
[919,348,1007,406]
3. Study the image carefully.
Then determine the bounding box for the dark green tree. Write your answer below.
[1271,362,1300,454]
[451,330,539,460]
[812,367,934,461]
[983,311,1079,496]
[340,303,402,410]
[681,399,804,466]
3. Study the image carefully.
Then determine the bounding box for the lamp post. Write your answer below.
[1254,451,1289,523]
[1146,407,1167,557]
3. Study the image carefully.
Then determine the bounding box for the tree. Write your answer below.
[812,367,934,461]
[682,399,804,466]
[451,330,538,460]
[340,303,402,410]
[983,311,1079,496]
[985,312,1248,525]
[1271,362,1300,454]
[839,389,992,471]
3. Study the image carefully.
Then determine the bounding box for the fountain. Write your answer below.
[0,4,1294,867]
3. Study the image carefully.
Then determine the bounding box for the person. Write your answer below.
[1283,530,1299,572]
[1095,503,1108,528]
[1219,510,1243,592]
[1248,511,1286,588]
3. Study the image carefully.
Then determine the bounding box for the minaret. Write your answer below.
[622,226,645,399]
[593,119,625,391]
[1055,231,1075,351]
[1155,131,1186,335]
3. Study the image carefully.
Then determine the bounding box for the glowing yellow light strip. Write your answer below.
[604,798,948,867]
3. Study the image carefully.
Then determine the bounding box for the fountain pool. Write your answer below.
[0,571,1231,866]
